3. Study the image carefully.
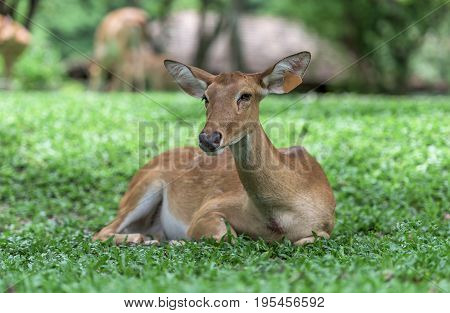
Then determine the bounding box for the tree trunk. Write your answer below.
[229,0,245,71]
[148,0,174,53]
[23,0,39,30]
[194,0,227,68]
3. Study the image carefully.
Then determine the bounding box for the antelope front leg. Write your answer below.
[188,211,237,241]
[95,231,159,245]
[93,217,159,245]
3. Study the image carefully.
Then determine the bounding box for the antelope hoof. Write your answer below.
[144,239,160,246]
[168,240,185,246]
[112,233,147,245]
[294,232,330,246]
[294,236,316,246]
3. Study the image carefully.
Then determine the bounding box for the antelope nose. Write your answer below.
[210,131,222,145]
[199,131,222,152]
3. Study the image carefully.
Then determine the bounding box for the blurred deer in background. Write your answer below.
[0,14,30,89]
[89,7,173,91]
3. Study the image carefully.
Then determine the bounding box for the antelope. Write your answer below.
[0,15,30,89]
[94,52,336,245]
[89,7,172,91]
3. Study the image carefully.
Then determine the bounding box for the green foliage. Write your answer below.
[32,0,192,58]
[263,0,450,92]
[13,30,64,89]
[5,0,447,92]
[33,0,128,58]
[411,17,450,86]
[0,92,449,292]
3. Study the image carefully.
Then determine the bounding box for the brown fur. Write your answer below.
[94,53,336,245]
[89,7,172,91]
[0,15,30,89]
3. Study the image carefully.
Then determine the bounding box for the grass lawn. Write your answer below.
[0,91,448,292]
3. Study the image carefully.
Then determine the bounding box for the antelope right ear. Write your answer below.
[260,51,311,94]
[164,60,215,98]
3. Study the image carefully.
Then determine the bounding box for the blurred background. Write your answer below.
[0,0,449,93]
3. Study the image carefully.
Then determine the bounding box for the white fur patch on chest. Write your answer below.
[161,189,188,239]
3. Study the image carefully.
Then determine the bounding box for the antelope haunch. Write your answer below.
[0,15,30,89]
[94,52,336,245]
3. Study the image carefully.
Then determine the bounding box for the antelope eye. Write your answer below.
[239,93,252,102]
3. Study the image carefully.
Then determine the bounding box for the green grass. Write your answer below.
[0,91,449,292]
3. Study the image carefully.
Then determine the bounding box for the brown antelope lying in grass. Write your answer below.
[94,51,335,245]
[0,15,30,89]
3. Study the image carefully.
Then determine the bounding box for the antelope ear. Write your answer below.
[260,51,311,94]
[164,60,215,98]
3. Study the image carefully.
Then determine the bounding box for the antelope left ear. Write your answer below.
[260,51,311,94]
[164,60,215,98]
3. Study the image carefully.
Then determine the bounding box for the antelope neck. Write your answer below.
[229,122,288,210]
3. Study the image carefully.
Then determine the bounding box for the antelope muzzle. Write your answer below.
[199,131,222,153]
